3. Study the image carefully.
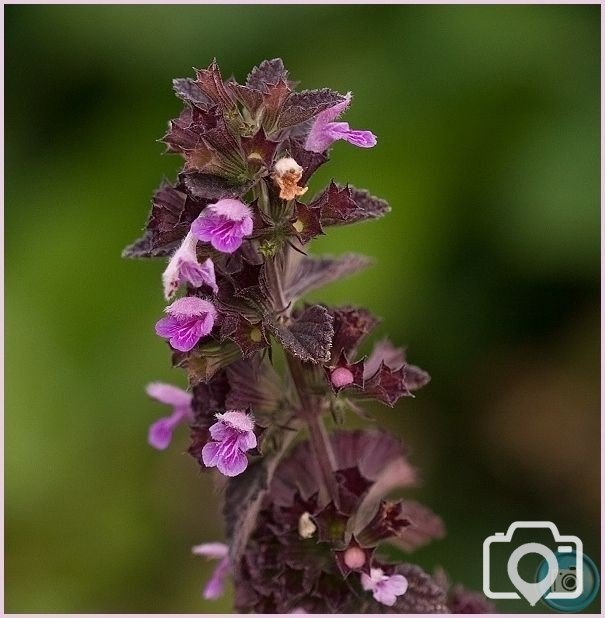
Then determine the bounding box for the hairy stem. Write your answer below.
[265,253,288,313]
[305,411,341,509]
[286,355,340,508]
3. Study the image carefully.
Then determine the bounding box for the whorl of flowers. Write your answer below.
[125,59,493,613]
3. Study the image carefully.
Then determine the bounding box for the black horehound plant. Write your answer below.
[124,59,493,614]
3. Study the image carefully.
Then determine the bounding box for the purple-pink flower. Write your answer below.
[192,542,230,600]
[146,382,193,450]
[162,231,218,300]
[305,93,377,153]
[201,410,256,477]
[191,199,254,253]
[361,568,408,606]
[155,296,217,352]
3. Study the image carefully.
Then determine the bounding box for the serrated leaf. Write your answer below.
[279,89,346,128]
[122,181,205,258]
[172,77,213,107]
[309,181,390,227]
[194,60,235,110]
[330,306,380,361]
[246,58,289,91]
[265,305,333,364]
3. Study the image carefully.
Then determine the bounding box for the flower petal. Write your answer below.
[148,416,176,450]
[146,382,192,408]
[203,555,230,600]
[169,318,205,352]
[216,446,248,477]
[201,441,222,468]
[155,316,180,338]
[192,541,229,559]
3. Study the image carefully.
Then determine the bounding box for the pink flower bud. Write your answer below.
[330,367,355,388]
[343,546,366,570]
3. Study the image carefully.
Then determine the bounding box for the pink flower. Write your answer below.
[305,93,377,153]
[146,382,193,450]
[162,232,218,300]
[191,199,254,253]
[201,410,256,477]
[155,296,217,352]
[192,542,230,600]
[361,568,408,607]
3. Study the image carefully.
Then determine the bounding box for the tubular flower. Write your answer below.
[192,542,230,600]
[155,296,217,352]
[162,231,218,300]
[305,93,377,153]
[191,199,253,253]
[201,410,256,477]
[146,382,193,449]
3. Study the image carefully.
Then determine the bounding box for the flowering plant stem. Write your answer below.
[287,352,341,508]
[125,58,494,614]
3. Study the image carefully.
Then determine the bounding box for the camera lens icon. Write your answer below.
[537,551,600,612]
[554,566,577,593]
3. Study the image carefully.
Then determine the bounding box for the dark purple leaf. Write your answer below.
[364,340,430,393]
[279,89,346,128]
[194,60,235,110]
[181,172,254,201]
[172,77,213,108]
[292,202,324,243]
[241,128,280,169]
[329,306,380,361]
[309,181,390,227]
[388,500,446,552]
[246,58,289,91]
[286,139,329,184]
[265,304,334,364]
[346,185,390,221]
[122,181,205,258]
[229,83,264,113]
[225,358,284,416]
[362,362,412,407]
[283,253,373,302]
[356,499,412,546]
[220,315,269,359]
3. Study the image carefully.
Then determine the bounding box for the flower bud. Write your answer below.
[343,546,366,570]
[298,512,317,539]
[330,367,355,388]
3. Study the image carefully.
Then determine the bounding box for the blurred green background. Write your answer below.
[5,4,600,613]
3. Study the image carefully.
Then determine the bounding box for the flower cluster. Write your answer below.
[125,59,493,613]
